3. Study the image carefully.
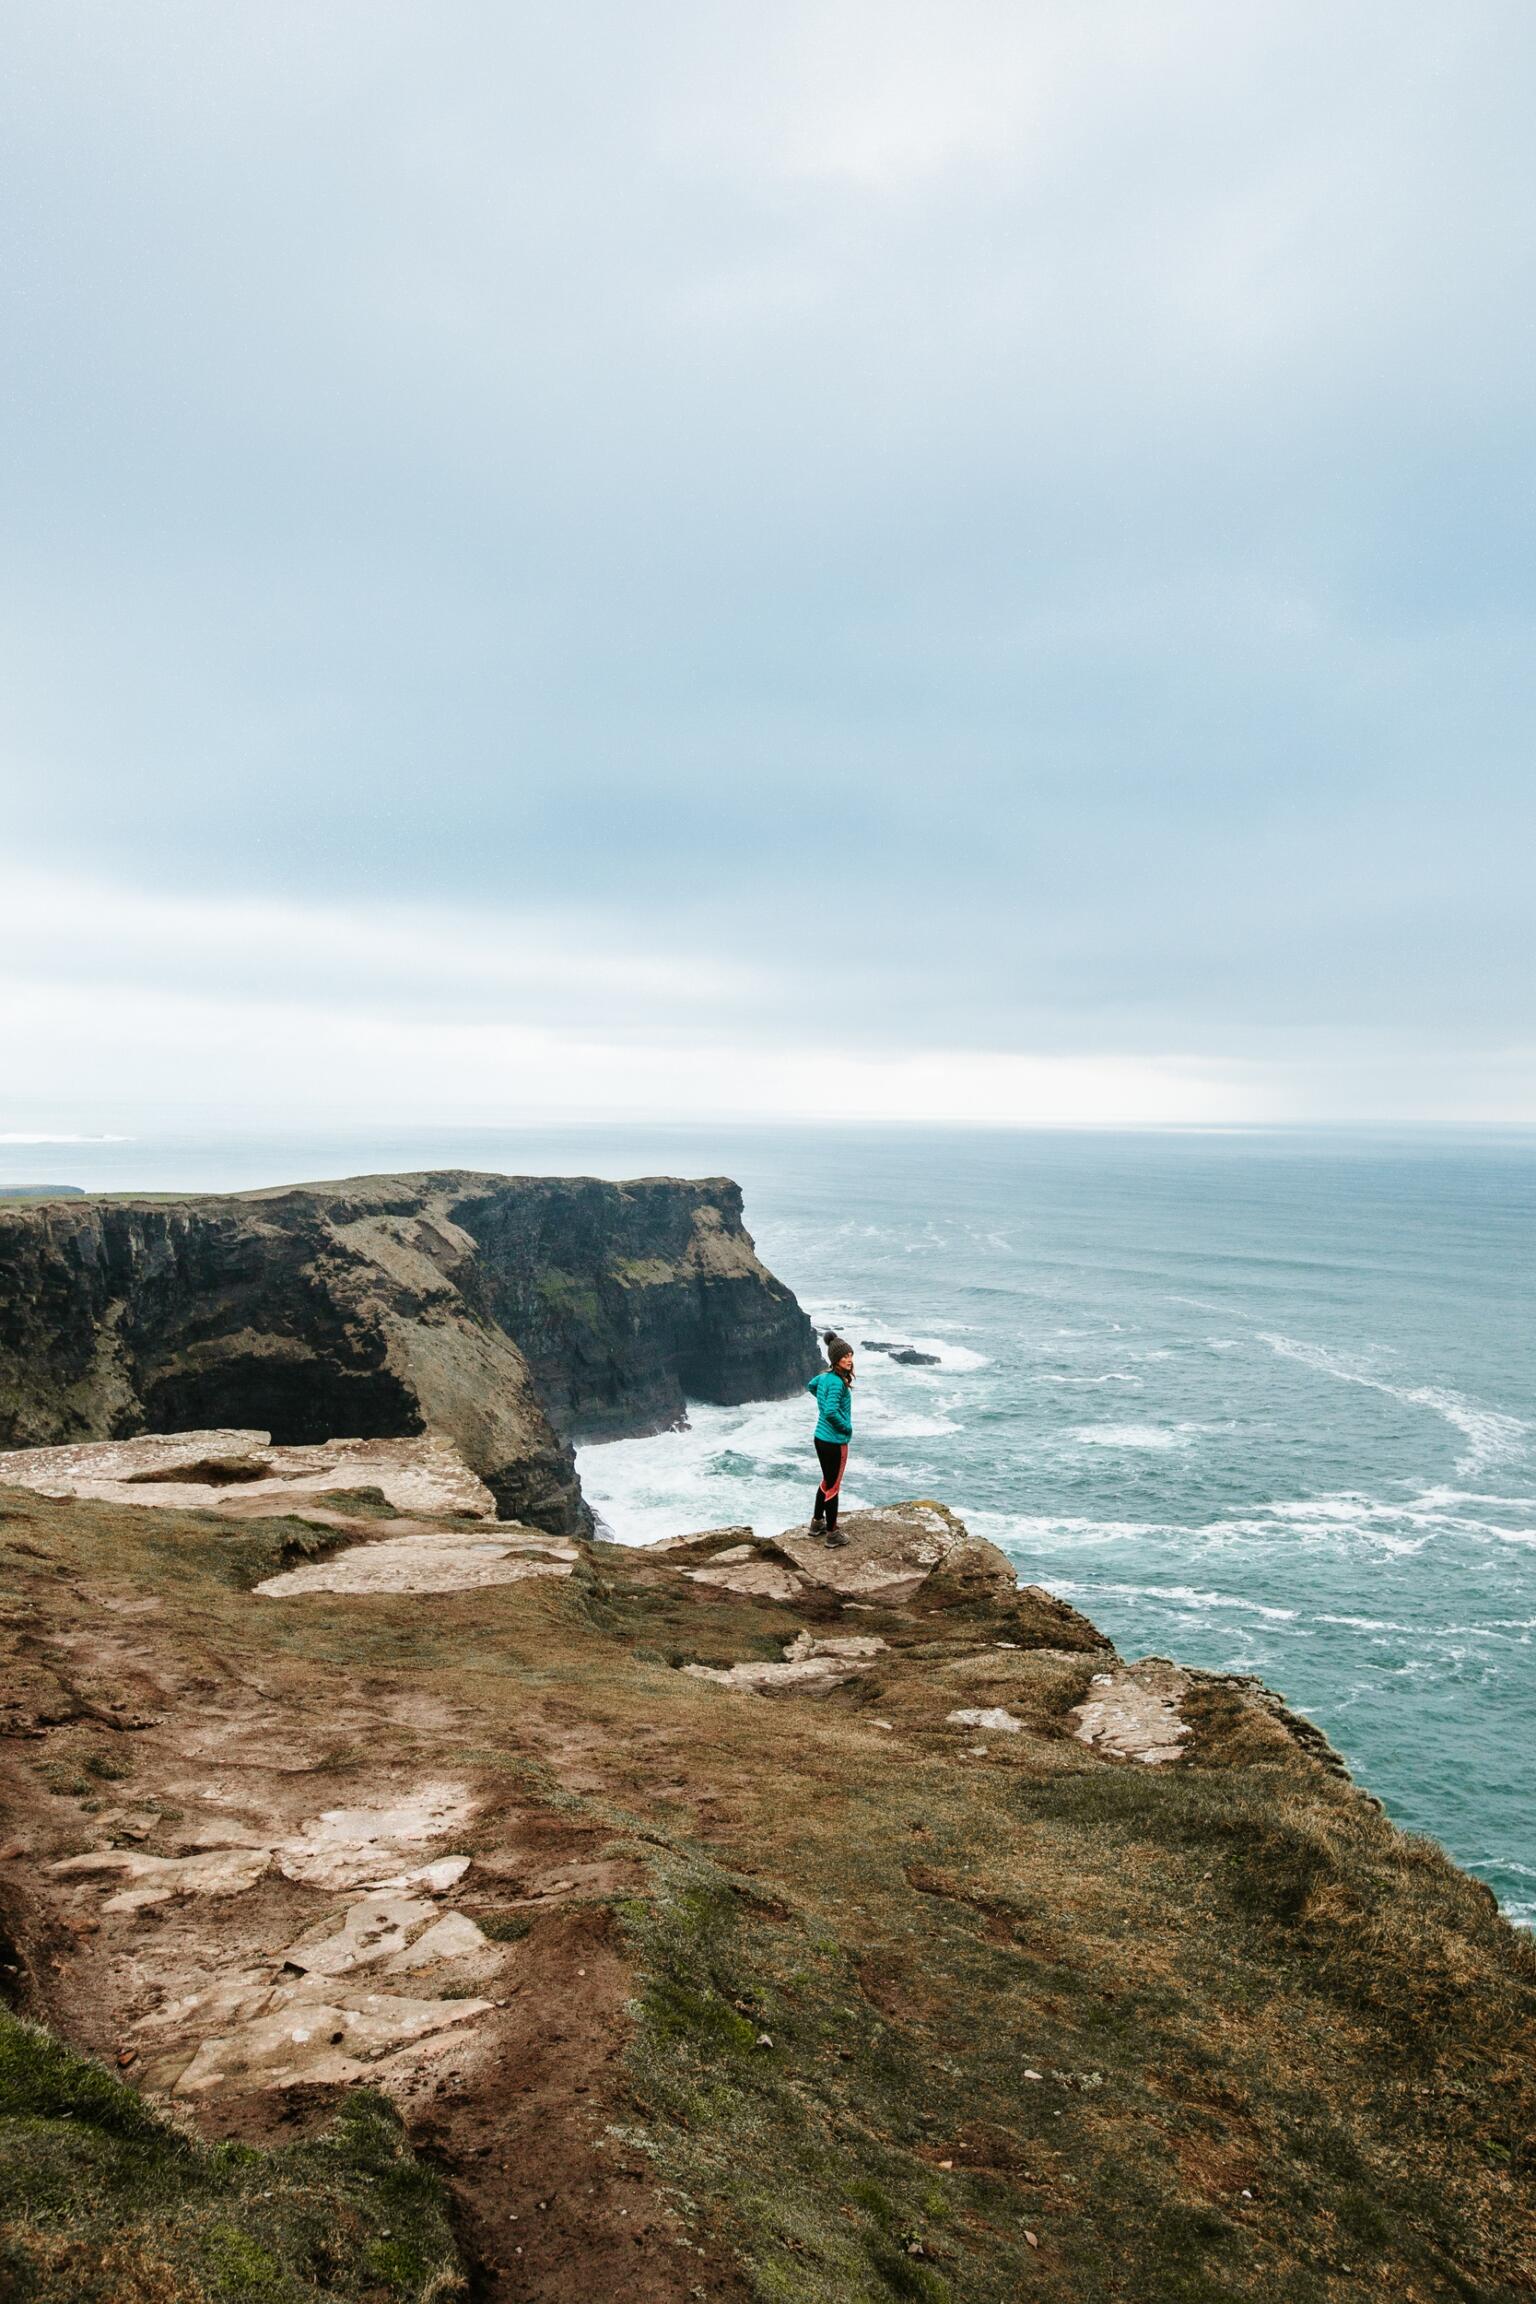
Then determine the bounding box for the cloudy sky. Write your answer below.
[3,1,1533,1129]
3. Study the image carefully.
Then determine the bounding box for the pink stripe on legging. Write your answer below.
[820,1444,848,1500]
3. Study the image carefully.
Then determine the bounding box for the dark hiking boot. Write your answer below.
[809,1517,827,1535]
[823,1529,848,1548]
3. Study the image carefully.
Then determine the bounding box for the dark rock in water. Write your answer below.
[860,1339,894,1352]
[0,1172,817,1535]
[890,1348,941,1366]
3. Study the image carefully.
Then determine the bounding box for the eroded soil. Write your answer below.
[3,1484,1535,2303]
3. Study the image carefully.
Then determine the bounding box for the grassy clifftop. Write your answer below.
[1,1479,1532,2302]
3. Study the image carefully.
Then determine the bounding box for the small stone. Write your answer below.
[1024,2229,1039,2248]
[755,2032,773,2050]
[938,2159,953,2170]
[1024,2069,1042,2080]
[947,1707,1024,1735]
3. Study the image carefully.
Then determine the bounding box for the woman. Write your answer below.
[806,1330,854,1543]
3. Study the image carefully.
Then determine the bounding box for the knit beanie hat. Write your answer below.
[822,1329,853,1368]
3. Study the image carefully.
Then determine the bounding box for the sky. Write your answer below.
[2,0,1534,1131]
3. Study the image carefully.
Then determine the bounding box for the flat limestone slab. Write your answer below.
[173,1984,492,2095]
[779,1501,992,1603]
[1071,1660,1190,1765]
[0,1430,497,1521]
[683,1556,808,1601]
[50,1786,482,1907]
[257,1534,576,1597]
[683,1629,888,1696]
[50,1844,272,1912]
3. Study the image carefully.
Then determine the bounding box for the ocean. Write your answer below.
[5,1123,1533,1926]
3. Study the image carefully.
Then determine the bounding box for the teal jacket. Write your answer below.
[807,1370,853,1444]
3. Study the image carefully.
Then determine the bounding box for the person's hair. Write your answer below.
[822,1329,853,1372]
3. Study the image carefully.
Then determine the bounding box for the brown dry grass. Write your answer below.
[2,1482,1534,2302]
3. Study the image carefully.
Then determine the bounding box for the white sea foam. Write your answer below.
[901,1337,990,1371]
[1258,1333,1528,1476]
[1066,1423,1198,1451]
[1040,1371,1143,1387]
[578,1395,812,1547]
[1047,1579,1300,1623]
[864,1412,960,1440]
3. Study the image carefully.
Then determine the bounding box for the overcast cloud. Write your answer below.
[3,1,1533,1126]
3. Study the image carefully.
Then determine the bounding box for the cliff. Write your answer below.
[0,1172,818,1533]
[1,1478,1532,2303]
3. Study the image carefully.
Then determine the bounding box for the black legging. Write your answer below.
[813,1437,848,1529]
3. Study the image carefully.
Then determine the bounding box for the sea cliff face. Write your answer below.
[0,1172,818,1532]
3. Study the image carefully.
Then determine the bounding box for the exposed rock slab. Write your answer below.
[256,1526,578,1597]
[645,1525,757,1555]
[683,1554,808,1601]
[684,1657,866,1695]
[49,1843,273,1912]
[0,1430,497,1520]
[1072,1661,1191,1765]
[172,1981,493,2095]
[50,1788,482,1907]
[384,1909,499,1977]
[684,1629,887,1696]
[275,1787,478,1890]
[779,1501,1014,1604]
[282,1895,439,1978]
[947,1706,1025,1735]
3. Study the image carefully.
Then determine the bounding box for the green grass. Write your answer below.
[613,1744,1536,2304]
[0,2013,465,2303]
[5,1481,1535,2303]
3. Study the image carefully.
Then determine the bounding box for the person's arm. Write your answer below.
[824,1380,852,1441]
[806,1376,822,1401]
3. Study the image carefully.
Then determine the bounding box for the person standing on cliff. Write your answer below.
[806,1331,854,1544]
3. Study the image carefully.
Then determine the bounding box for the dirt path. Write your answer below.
[0,1492,750,2302]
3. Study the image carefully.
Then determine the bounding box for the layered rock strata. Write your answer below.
[0,1171,817,1532]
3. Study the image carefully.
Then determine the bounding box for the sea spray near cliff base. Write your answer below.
[572,1126,1536,1929]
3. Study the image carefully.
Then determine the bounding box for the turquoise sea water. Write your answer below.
[5,1124,1532,1923]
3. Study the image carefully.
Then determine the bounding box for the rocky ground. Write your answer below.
[2,1451,1534,2303]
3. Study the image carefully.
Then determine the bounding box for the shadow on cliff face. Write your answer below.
[0,1172,817,1536]
[138,1357,426,1453]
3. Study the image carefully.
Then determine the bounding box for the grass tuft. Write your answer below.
[0,2012,465,2302]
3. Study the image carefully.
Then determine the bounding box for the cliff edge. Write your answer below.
[1,1481,1532,2303]
[0,1173,818,1533]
